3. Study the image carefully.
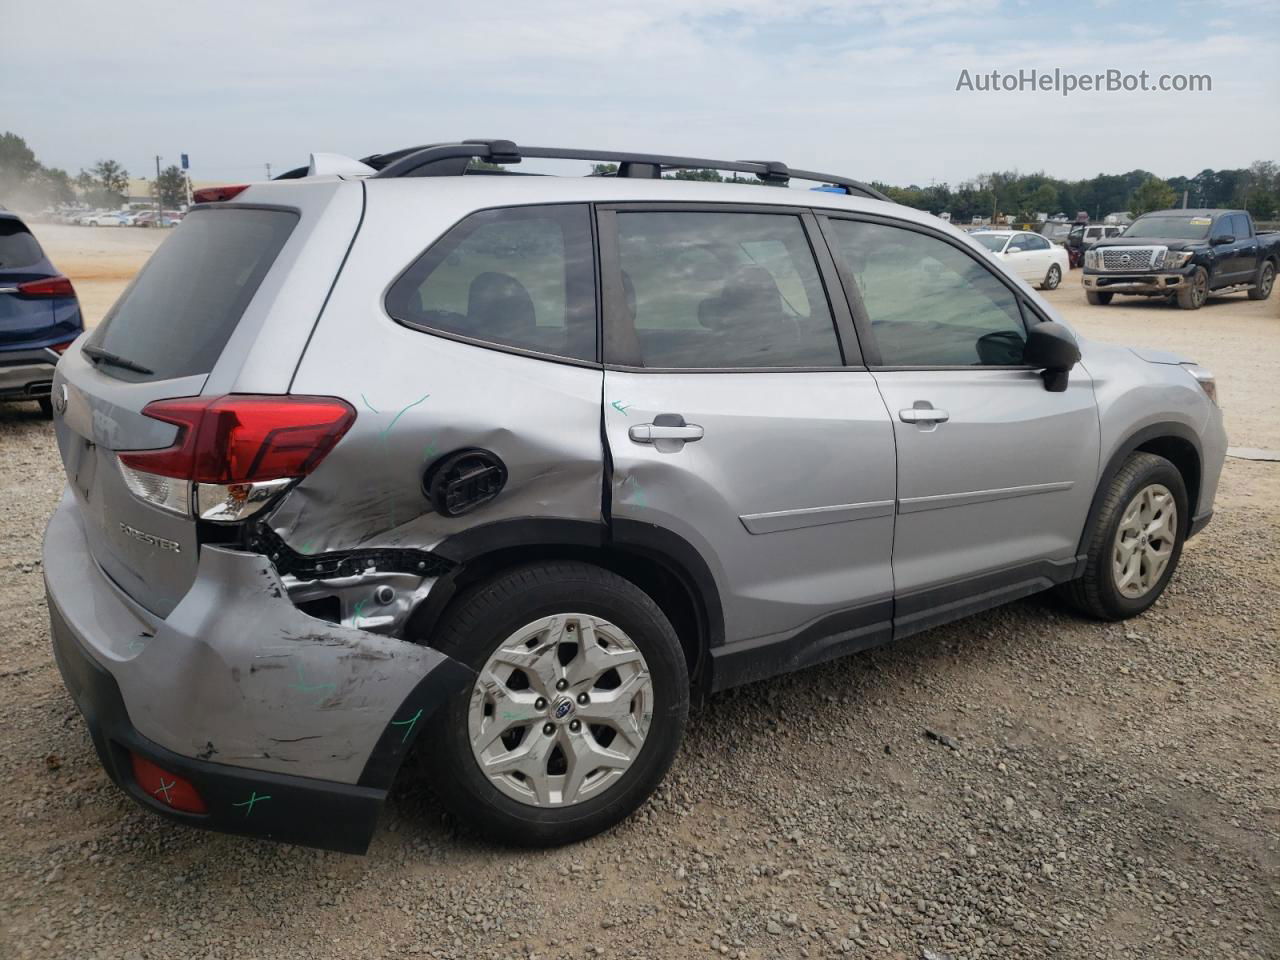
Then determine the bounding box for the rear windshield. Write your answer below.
[0,218,44,269]
[87,207,297,381]
[1124,216,1213,240]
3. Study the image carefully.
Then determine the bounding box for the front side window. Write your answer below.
[1230,214,1251,239]
[611,211,841,368]
[827,219,1026,366]
[385,204,596,363]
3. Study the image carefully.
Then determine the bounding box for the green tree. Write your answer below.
[665,168,723,182]
[1029,183,1058,215]
[153,165,187,209]
[1130,176,1178,216]
[0,132,40,199]
[90,159,129,204]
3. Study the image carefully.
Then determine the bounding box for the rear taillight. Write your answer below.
[16,275,76,298]
[192,184,249,203]
[130,753,207,814]
[117,395,355,521]
[50,338,77,354]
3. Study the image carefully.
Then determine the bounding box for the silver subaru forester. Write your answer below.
[43,141,1225,852]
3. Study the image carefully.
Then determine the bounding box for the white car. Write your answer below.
[972,229,1068,290]
[78,211,127,227]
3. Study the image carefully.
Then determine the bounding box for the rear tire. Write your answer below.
[1062,452,1188,621]
[1086,290,1112,305]
[1247,260,1275,300]
[1042,264,1062,290]
[1177,267,1208,309]
[423,561,688,846]
[37,397,53,419]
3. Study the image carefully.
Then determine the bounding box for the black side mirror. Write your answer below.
[1023,321,1080,392]
[1210,234,1235,245]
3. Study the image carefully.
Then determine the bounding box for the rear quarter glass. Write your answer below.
[85,207,298,382]
[0,218,45,269]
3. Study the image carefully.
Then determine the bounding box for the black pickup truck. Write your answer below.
[1081,208,1278,309]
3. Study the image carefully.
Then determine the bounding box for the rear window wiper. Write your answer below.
[82,343,155,376]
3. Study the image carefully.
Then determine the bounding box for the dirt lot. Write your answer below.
[0,231,1276,960]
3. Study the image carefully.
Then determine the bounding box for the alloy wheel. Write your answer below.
[1112,483,1178,599]
[468,614,653,807]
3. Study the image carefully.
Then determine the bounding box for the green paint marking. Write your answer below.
[422,440,440,461]
[289,663,336,706]
[360,393,380,414]
[501,710,521,721]
[232,791,271,817]
[380,393,430,437]
[352,599,367,626]
[390,708,423,743]
[299,541,316,555]
[611,400,633,416]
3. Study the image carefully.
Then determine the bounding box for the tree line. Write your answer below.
[0,132,187,211]
[590,161,1279,222]
[4,131,1275,222]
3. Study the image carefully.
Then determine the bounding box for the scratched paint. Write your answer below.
[232,791,271,817]
[389,708,423,743]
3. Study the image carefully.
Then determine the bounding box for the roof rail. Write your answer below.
[359,140,889,201]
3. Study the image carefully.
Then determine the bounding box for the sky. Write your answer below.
[3,0,1278,188]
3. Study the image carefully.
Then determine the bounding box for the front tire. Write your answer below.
[1063,452,1188,621]
[37,397,54,419]
[1177,267,1208,309]
[1042,264,1062,290]
[1247,260,1275,300]
[423,561,689,846]
[1086,290,1113,305]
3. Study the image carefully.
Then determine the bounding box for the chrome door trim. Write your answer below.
[740,499,896,535]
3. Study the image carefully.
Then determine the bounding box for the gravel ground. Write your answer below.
[0,257,1276,959]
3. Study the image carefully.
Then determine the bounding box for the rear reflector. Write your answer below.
[130,753,207,814]
[120,395,356,485]
[192,184,249,203]
[16,275,76,298]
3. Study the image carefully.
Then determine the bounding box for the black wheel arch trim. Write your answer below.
[1078,422,1204,554]
[426,516,726,684]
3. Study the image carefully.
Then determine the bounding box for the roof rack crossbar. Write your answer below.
[368,141,890,201]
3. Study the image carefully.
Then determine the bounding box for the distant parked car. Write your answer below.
[972,229,1069,289]
[79,210,127,227]
[0,211,83,417]
[134,209,184,228]
[1065,222,1126,268]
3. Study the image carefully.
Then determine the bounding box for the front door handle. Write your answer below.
[629,423,705,443]
[898,407,950,424]
[628,413,704,452]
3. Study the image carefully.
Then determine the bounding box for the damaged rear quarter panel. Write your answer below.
[272,182,606,556]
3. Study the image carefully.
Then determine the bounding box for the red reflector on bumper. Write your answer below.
[129,753,207,814]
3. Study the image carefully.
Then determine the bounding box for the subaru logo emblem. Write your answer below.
[552,697,574,720]
[52,383,68,416]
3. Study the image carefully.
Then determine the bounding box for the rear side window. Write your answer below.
[0,218,44,269]
[385,204,596,363]
[88,207,297,381]
[827,219,1026,366]
[611,211,841,368]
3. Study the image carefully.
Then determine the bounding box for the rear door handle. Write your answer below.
[629,423,704,442]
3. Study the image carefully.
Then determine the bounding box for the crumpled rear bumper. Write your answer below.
[43,488,473,852]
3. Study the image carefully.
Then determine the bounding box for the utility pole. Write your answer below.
[265,162,272,180]
[155,155,162,225]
